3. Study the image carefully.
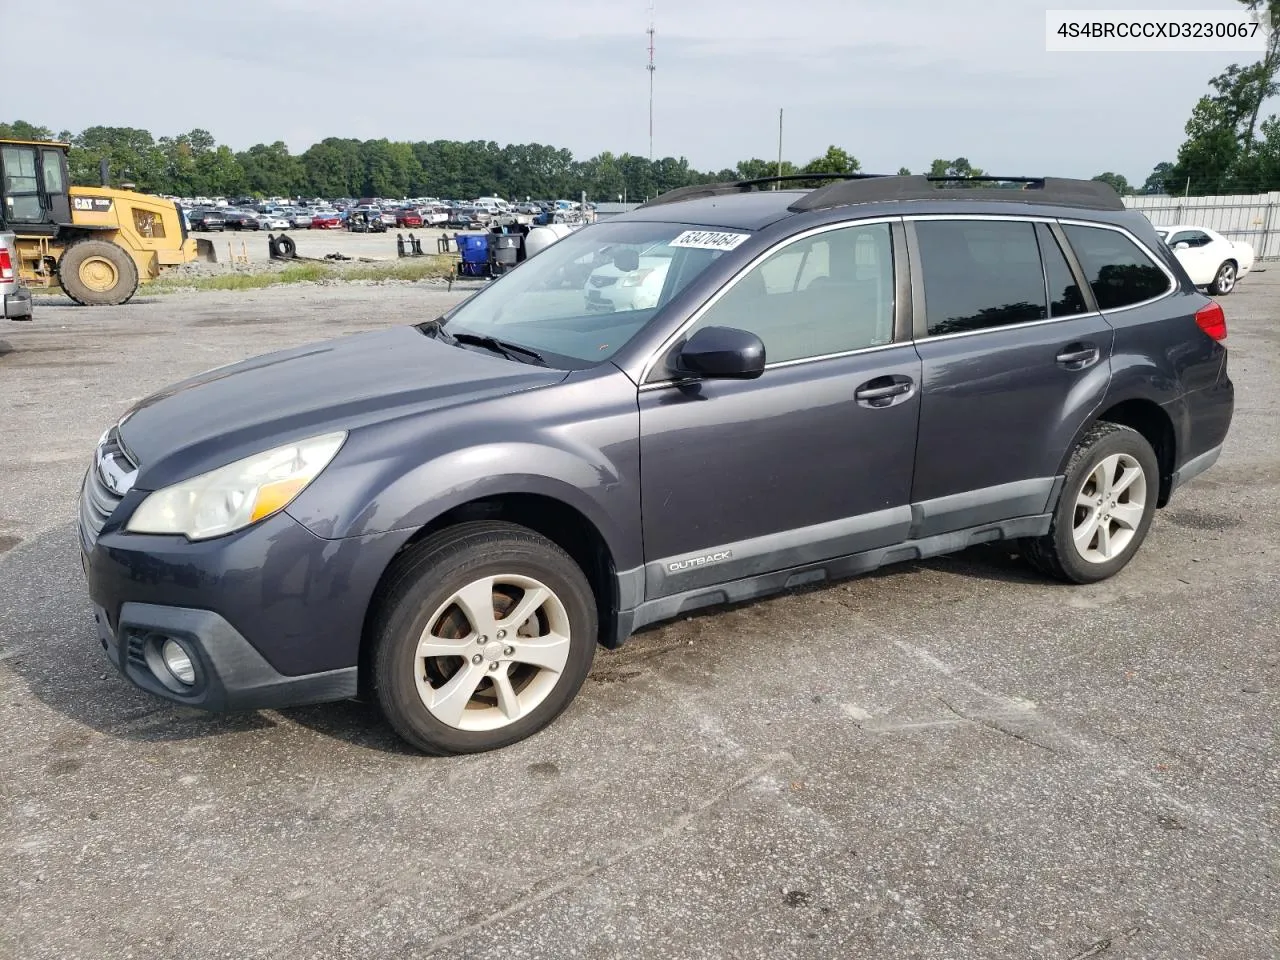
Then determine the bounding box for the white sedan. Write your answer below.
[257,214,291,231]
[1154,225,1254,295]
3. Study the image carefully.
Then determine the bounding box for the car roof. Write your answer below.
[614,175,1135,232]
[618,190,805,230]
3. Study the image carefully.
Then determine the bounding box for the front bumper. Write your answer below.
[3,285,33,320]
[82,507,413,711]
[93,601,357,711]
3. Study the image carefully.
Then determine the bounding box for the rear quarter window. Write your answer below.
[1062,224,1171,310]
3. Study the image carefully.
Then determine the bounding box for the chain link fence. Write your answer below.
[1124,193,1280,259]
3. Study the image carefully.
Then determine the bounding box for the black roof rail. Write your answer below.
[637,172,891,208]
[788,175,1124,212]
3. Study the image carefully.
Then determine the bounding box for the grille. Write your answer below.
[126,632,148,669]
[78,428,136,549]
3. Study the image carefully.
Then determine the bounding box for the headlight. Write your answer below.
[126,432,346,540]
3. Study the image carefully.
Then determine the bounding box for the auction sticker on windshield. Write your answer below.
[670,230,750,251]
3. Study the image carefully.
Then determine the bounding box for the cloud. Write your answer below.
[9,0,1258,182]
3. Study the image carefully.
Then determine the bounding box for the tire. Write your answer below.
[1208,260,1237,296]
[275,234,297,259]
[58,239,140,306]
[371,521,597,755]
[1024,422,1159,584]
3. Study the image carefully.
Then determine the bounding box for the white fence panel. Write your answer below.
[1124,193,1280,259]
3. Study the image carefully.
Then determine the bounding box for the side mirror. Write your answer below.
[1173,241,1190,250]
[677,326,766,380]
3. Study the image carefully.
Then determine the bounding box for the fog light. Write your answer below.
[161,639,196,685]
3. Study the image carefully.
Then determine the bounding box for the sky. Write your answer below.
[7,0,1266,184]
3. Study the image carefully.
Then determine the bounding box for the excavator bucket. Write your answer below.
[195,238,218,263]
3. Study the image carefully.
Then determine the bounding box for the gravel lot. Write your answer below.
[1,277,1276,960]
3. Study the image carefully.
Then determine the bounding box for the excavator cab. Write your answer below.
[0,140,72,234]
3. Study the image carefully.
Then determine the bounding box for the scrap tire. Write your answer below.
[275,234,297,259]
[59,240,140,306]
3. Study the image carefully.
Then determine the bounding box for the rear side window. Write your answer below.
[1062,224,1171,310]
[915,219,1047,336]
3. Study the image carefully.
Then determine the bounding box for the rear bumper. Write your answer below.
[3,285,33,320]
[1169,443,1223,496]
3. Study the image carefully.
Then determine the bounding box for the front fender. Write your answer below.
[287,439,641,572]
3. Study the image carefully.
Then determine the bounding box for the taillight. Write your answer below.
[0,248,13,281]
[1195,301,1228,341]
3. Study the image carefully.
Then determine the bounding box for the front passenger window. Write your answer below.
[677,222,895,368]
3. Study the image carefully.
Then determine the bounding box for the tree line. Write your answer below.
[0,121,868,201]
[1,119,1023,203]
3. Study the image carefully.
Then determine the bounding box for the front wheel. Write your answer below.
[1209,260,1237,295]
[1024,423,1159,584]
[371,521,597,755]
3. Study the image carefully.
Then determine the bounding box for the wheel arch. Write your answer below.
[356,491,625,699]
[1065,397,1177,507]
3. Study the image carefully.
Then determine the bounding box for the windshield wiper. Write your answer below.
[419,318,457,343]
[450,332,546,365]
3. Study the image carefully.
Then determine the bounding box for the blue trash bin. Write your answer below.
[456,234,490,277]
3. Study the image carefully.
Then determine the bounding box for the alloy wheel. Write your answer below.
[1072,453,1148,564]
[414,575,571,731]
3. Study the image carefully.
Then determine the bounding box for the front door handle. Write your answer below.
[855,375,914,408]
[1056,342,1100,370]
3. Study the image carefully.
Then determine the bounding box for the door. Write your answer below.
[907,218,1114,536]
[639,220,921,599]
[40,148,71,225]
[1166,228,1215,286]
[1,144,45,226]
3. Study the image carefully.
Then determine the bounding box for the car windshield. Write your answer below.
[438,221,742,367]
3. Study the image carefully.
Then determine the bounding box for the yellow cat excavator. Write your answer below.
[0,138,215,305]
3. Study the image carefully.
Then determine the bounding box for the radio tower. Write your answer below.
[647,3,656,162]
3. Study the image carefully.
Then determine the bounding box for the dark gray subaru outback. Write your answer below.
[80,174,1234,754]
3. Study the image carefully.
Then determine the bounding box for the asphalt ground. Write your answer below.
[1,276,1276,959]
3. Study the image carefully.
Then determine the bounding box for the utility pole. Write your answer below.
[647,3,656,162]
[775,108,784,188]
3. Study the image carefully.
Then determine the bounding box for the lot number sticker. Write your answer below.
[670,230,749,251]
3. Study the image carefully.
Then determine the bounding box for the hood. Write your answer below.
[118,325,567,489]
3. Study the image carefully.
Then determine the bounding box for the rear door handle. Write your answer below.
[855,375,914,408]
[1056,342,1100,370]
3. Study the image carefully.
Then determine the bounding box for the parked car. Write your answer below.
[1153,225,1254,295]
[258,214,291,231]
[310,210,342,229]
[77,174,1233,756]
[422,205,450,226]
[396,208,424,229]
[188,209,226,232]
[288,210,315,229]
[1,231,33,320]
[379,210,398,227]
[222,209,262,231]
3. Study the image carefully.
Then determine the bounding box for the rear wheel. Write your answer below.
[1024,423,1159,584]
[58,239,140,306]
[371,521,597,755]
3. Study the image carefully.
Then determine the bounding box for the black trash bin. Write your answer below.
[490,234,521,274]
